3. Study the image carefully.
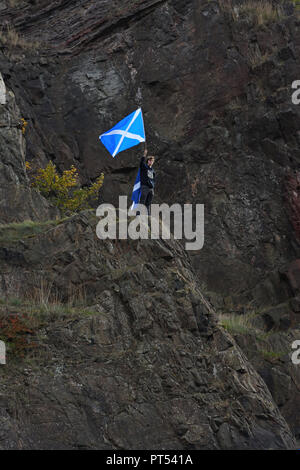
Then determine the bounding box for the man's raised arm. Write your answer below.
[140,148,148,167]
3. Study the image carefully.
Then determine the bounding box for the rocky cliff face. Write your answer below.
[0,71,58,223]
[0,0,300,307]
[0,0,299,449]
[0,212,296,449]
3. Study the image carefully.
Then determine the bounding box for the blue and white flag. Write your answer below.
[100,108,145,157]
[130,168,141,210]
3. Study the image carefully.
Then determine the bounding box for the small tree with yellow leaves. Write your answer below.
[31,161,104,214]
[21,118,28,134]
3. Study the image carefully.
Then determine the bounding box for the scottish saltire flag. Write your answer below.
[130,168,141,210]
[100,108,145,157]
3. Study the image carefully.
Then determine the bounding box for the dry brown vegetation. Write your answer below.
[247,47,272,67]
[0,24,40,50]
[220,0,284,25]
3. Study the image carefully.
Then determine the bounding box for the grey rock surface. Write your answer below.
[0,0,299,307]
[0,0,299,449]
[0,212,296,449]
[0,72,59,223]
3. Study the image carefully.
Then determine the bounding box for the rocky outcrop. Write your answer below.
[0,212,296,449]
[232,323,300,442]
[0,0,299,308]
[0,0,299,449]
[0,72,58,223]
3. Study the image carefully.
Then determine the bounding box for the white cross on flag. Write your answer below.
[99,108,146,157]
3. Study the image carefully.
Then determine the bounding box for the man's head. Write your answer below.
[147,156,155,167]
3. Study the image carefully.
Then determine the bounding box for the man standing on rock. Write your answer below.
[139,148,155,215]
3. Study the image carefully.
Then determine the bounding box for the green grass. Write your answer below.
[9,297,22,307]
[22,302,103,329]
[218,312,260,336]
[218,310,292,365]
[241,1,283,25]
[0,218,68,243]
[220,0,285,25]
[0,278,102,330]
[292,0,300,10]
[0,293,104,360]
[259,349,286,361]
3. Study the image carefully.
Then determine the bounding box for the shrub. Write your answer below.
[0,314,36,358]
[21,118,28,134]
[30,161,104,214]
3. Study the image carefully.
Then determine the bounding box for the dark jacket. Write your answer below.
[140,157,155,188]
